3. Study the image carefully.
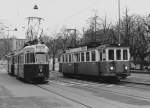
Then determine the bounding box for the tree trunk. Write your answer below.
[52,57,55,71]
[140,56,144,70]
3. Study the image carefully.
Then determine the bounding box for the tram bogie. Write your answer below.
[7,43,49,83]
[59,44,130,80]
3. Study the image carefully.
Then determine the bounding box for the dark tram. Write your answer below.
[7,43,49,83]
[59,44,130,80]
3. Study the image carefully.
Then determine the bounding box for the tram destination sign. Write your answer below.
[66,46,87,53]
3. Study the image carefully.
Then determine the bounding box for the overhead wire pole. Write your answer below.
[118,0,121,45]
[94,12,98,42]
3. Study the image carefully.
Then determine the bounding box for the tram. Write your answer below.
[59,43,130,80]
[7,53,15,76]
[7,43,49,83]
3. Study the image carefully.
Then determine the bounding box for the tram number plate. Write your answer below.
[68,63,72,66]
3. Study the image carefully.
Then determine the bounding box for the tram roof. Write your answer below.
[68,42,129,49]
[12,43,49,55]
[66,43,129,53]
[23,43,49,53]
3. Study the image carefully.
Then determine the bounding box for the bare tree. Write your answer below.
[46,34,63,71]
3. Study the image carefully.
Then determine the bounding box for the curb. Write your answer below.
[122,80,150,86]
[131,70,150,74]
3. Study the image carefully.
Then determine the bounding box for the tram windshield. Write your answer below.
[108,48,129,61]
[35,53,48,63]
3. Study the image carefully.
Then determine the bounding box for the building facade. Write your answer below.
[0,37,27,59]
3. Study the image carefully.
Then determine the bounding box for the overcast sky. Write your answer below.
[0,0,150,38]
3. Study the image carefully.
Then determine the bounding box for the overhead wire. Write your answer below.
[52,0,100,32]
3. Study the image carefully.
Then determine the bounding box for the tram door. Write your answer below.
[14,56,18,76]
[98,49,107,75]
[62,54,75,74]
[11,57,15,75]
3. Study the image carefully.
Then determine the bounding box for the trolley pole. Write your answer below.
[118,0,121,45]
[66,29,77,47]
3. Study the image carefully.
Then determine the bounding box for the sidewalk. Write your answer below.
[124,73,150,85]
[131,70,150,74]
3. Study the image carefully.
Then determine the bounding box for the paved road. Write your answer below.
[0,64,150,108]
[49,71,150,108]
[0,70,87,108]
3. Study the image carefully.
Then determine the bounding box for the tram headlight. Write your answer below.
[125,66,128,70]
[110,66,114,71]
[39,65,43,72]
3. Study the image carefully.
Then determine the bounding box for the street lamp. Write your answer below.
[33,5,38,10]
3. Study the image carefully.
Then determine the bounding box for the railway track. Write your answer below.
[32,77,150,108]
[50,75,150,88]
[49,77,150,99]
[35,84,93,108]
[118,80,150,91]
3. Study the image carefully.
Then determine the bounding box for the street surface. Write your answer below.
[0,63,150,108]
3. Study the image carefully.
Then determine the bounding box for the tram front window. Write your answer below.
[123,49,128,60]
[116,49,121,60]
[108,49,114,60]
[36,53,48,64]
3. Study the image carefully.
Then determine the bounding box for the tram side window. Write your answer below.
[26,53,30,63]
[12,57,14,64]
[14,57,16,64]
[69,54,71,62]
[74,53,77,62]
[116,49,121,60]
[103,50,105,53]
[123,50,128,60]
[65,55,68,62]
[25,53,35,63]
[86,52,90,61]
[91,51,96,61]
[73,53,80,62]
[30,53,35,63]
[81,52,84,62]
[62,55,65,62]
[100,52,102,61]
[18,56,20,63]
[20,55,24,64]
[108,50,114,60]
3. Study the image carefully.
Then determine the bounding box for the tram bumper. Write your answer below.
[102,71,130,79]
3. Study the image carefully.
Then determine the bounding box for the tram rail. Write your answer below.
[34,79,150,107]
[49,75,150,98]
[35,84,92,108]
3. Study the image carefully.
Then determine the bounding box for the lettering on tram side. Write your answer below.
[66,46,87,53]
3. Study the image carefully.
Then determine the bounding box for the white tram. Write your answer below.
[59,44,130,80]
[7,43,49,83]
